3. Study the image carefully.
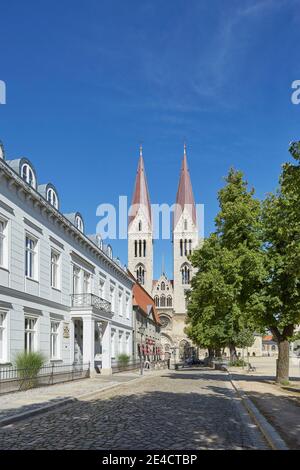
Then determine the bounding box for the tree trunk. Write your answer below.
[276,338,290,384]
[215,348,221,358]
[229,344,237,362]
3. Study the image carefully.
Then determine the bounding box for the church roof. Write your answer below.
[128,146,151,228]
[127,270,161,325]
[174,144,197,229]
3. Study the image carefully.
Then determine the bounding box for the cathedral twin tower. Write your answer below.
[128,145,200,354]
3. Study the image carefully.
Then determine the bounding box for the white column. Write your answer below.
[101,321,112,375]
[82,315,95,370]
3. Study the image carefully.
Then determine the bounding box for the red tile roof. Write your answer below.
[174,144,197,229]
[127,270,161,325]
[262,335,274,341]
[128,146,151,228]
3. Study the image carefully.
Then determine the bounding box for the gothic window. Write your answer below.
[181,264,191,285]
[161,281,165,291]
[180,239,183,256]
[184,219,188,230]
[134,240,137,257]
[143,240,146,257]
[167,296,172,307]
[184,239,187,256]
[154,296,159,307]
[139,240,142,257]
[138,221,142,231]
[136,264,145,285]
[160,295,166,307]
[189,239,192,255]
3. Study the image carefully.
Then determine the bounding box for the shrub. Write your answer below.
[15,351,46,390]
[117,354,130,368]
[229,358,247,367]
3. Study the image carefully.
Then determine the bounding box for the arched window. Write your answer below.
[184,239,187,256]
[75,215,84,233]
[136,265,145,285]
[134,240,137,257]
[189,239,192,255]
[184,219,188,230]
[161,281,165,291]
[47,188,58,209]
[181,264,191,285]
[107,245,113,259]
[160,295,166,307]
[154,296,159,307]
[139,240,142,257]
[21,163,36,188]
[180,239,183,256]
[96,234,103,250]
[138,221,142,231]
[167,296,172,307]
[143,240,146,257]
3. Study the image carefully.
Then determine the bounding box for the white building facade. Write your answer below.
[0,141,134,374]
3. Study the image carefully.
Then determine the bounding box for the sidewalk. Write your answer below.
[228,364,300,449]
[0,369,164,425]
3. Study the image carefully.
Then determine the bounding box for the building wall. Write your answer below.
[0,156,133,370]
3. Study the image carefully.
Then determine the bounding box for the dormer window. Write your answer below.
[75,215,84,233]
[96,234,103,250]
[107,245,113,259]
[47,188,58,209]
[21,163,36,189]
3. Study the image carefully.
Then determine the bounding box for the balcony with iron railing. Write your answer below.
[71,293,112,314]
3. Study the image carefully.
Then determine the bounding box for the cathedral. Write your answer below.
[128,144,200,361]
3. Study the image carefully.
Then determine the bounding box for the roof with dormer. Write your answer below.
[174,145,197,229]
[127,270,161,325]
[128,146,152,228]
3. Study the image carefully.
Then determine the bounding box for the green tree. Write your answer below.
[186,169,265,360]
[258,141,300,383]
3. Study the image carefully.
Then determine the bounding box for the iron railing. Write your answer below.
[71,293,111,313]
[111,359,168,374]
[0,362,90,395]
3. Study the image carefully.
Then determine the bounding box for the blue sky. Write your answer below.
[0,0,300,279]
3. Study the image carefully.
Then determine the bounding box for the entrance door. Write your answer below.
[74,319,83,364]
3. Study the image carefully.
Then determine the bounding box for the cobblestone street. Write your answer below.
[0,369,268,450]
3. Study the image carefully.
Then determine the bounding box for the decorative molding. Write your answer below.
[23,217,43,234]
[49,235,64,250]
[0,199,14,215]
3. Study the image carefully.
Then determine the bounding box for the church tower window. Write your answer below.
[160,295,166,307]
[180,239,183,256]
[161,281,165,291]
[138,221,142,231]
[134,240,137,257]
[143,240,146,257]
[167,296,172,307]
[181,264,190,285]
[136,265,145,285]
[154,296,159,307]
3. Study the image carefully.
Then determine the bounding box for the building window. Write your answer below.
[0,311,7,361]
[180,239,183,256]
[184,239,188,256]
[110,285,115,312]
[167,296,172,307]
[138,221,142,231]
[154,296,159,307]
[75,215,84,233]
[83,272,91,294]
[73,266,80,294]
[21,163,36,188]
[189,239,192,255]
[111,330,116,358]
[51,250,60,289]
[181,264,191,285]
[99,278,105,298]
[136,265,145,285]
[126,333,130,355]
[47,188,58,209]
[134,240,137,257]
[0,218,8,268]
[161,282,165,291]
[184,219,188,230]
[25,235,38,279]
[118,291,123,316]
[160,295,166,307]
[24,317,37,353]
[50,321,60,359]
[118,332,123,354]
[126,295,130,319]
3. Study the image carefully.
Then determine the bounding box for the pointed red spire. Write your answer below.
[174,144,197,229]
[128,145,152,227]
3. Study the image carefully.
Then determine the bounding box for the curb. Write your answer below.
[228,371,289,450]
[0,370,164,428]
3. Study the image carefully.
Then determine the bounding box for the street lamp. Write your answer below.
[138,325,146,375]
